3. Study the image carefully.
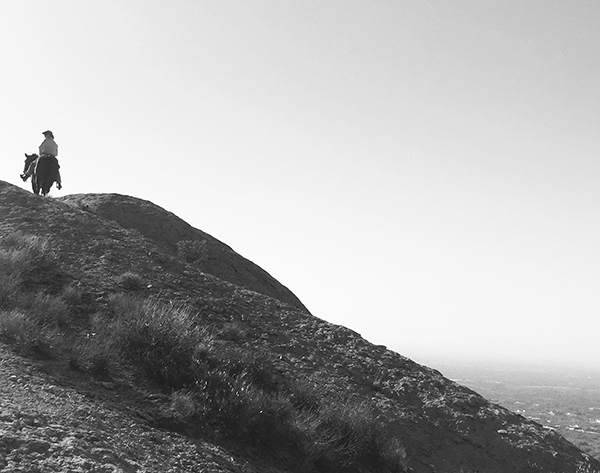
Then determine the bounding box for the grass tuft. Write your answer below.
[100,296,209,387]
[20,293,71,328]
[0,309,56,358]
[0,309,39,343]
[116,271,145,291]
[69,335,112,376]
[0,273,21,309]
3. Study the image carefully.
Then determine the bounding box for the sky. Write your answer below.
[1,1,599,369]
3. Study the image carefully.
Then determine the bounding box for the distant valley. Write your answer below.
[429,358,600,460]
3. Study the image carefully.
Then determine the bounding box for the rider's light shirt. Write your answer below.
[39,138,58,157]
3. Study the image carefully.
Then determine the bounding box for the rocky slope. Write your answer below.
[1,180,599,473]
[0,343,281,473]
[58,193,307,312]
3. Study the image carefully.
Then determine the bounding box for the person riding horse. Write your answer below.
[21,130,62,190]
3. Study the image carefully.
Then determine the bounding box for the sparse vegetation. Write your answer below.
[0,273,20,308]
[61,283,84,306]
[91,293,406,471]
[0,231,409,473]
[0,309,40,344]
[177,239,207,264]
[0,233,66,357]
[0,233,50,307]
[116,271,145,290]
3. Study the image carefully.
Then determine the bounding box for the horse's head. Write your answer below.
[23,153,38,173]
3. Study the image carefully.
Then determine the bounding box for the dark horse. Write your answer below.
[23,153,60,196]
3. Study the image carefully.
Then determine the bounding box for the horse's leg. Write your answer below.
[32,159,42,195]
[32,177,41,195]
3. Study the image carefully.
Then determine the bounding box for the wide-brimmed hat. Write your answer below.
[42,130,53,136]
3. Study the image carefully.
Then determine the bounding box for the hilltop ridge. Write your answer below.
[59,192,307,311]
[0,180,599,473]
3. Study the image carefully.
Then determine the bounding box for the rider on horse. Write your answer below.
[21,130,62,190]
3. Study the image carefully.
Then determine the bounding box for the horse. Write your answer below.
[23,153,60,196]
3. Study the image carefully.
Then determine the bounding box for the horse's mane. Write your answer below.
[24,153,39,165]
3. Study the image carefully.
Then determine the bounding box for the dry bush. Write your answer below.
[0,233,55,277]
[0,309,39,342]
[69,336,112,376]
[21,293,70,328]
[116,271,145,291]
[100,295,209,387]
[88,293,407,472]
[0,234,65,359]
[0,309,55,358]
[0,232,63,310]
[0,273,21,309]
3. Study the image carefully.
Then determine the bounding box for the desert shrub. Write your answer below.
[107,292,142,316]
[177,239,207,264]
[216,381,301,456]
[116,271,145,291]
[0,309,39,343]
[295,398,382,471]
[69,336,112,376]
[0,309,55,358]
[185,355,304,463]
[0,233,63,358]
[92,294,407,472]
[0,233,55,279]
[0,273,21,309]
[0,232,67,310]
[190,369,406,472]
[101,296,208,387]
[19,292,70,328]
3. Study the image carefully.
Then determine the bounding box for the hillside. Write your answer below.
[1,180,599,473]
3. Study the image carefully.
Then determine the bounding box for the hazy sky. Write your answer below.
[2,1,599,369]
